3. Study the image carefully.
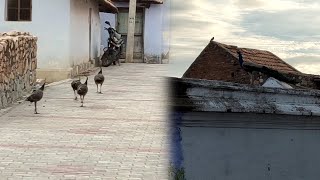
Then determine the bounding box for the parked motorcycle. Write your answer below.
[101,21,124,67]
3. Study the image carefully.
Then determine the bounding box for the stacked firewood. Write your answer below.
[0,31,37,108]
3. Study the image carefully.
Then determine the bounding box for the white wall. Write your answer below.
[0,0,71,69]
[144,4,163,60]
[99,12,116,50]
[70,0,101,67]
[162,0,170,58]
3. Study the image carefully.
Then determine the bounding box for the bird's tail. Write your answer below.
[26,96,31,102]
[85,76,88,85]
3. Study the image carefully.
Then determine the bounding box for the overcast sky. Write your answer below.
[169,0,320,77]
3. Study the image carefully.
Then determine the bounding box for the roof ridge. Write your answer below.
[211,41,238,59]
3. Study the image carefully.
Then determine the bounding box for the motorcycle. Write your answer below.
[101,21,124,67]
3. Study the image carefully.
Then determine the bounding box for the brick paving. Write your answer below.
[0,64,169,180]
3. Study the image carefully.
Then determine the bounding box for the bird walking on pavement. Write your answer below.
[26,80,45,114]
[94,67,105,93]
[71,77,81,100]
[77,76,88,107]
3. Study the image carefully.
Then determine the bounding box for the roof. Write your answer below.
[170,77,320,117]
[99,0,119,14]
[183,41,301,81]
[219,42,299,74]
[113,0,163,4]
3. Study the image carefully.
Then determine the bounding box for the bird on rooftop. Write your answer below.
[71,77,81,100]
[237,50,262,85]
[94,67,105,93]
[26,80,45,114]
[77,76,88,107]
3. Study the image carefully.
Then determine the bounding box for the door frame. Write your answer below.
[115,7,145,62]
[89,8,92,61]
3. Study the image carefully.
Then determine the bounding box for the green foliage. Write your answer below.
[169,164,186,180]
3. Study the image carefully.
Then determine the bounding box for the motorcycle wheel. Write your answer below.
[101,49,114,67]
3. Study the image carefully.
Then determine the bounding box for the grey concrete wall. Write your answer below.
[180,113,320,180]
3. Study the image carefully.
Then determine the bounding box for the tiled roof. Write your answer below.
[99,0,119,14]
[219,42,300,74]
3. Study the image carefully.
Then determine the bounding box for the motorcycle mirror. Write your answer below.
[105,21,111,26]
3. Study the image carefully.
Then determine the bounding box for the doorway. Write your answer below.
[116,8,144,62]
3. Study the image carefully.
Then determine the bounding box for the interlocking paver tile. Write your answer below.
[0,64,169,179]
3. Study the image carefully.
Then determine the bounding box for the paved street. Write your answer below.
[0,64,169,180]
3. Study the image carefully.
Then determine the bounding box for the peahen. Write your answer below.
[26,80,45,114]
[77,76,88,107]
[94,67,105,93]
[71,77,81,100]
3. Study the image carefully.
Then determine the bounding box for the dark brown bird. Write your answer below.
[71,77,81,100]
[94,68,105,93]
[77,76,88,107]
[26,81,45,114]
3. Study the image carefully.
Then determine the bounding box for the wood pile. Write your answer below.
[0,31,38,108]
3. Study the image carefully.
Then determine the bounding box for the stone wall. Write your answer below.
[0,31,37,109]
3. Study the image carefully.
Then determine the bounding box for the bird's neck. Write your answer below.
[40,84,45,91]
[238,53,244,67]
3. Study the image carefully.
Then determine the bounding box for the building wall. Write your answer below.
[144,4,162,63]
[70,0,101,70]
[0,0,71,69]
[99,12,116,51]
[177,112,320,180]
[161,0,170,62]
[144,2,170,64]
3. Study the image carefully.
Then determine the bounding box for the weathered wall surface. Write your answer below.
[0,0,70,70]
[99,12,116,51]
[70,0,101,71]
[144,2,170,64]
[0,31,37,109]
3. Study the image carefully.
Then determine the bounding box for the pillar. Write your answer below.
[126,0,137,63]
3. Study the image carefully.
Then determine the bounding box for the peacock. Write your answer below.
[237,50,262,85]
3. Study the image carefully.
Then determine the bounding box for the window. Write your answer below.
[6,0,32,21]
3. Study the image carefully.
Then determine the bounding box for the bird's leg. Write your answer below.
[96,84,98,93]
[34,102,38,114]
[74,90,77,100]
[80,96,84,107]
[99,84,102,94]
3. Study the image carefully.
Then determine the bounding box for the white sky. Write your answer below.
[169,0,320,77]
